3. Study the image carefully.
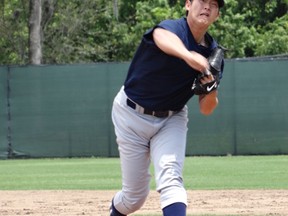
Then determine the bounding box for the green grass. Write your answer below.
[0,155,287,190]
[183,155,288,189]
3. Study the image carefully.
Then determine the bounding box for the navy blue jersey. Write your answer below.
[124,17,223,111]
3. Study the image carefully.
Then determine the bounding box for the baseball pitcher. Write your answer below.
[110,0,226,215]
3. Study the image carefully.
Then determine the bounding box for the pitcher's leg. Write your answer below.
[150,107,188,215]
[112,141,151,215]
[110,89,152,215]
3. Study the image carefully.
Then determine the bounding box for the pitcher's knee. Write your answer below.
[114,188,149,215]
[124,189,149,213]
[125,196,146,213]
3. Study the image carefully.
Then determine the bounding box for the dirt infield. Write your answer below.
[0,190,287,216]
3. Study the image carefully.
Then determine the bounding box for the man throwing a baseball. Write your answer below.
[110,0,225,215]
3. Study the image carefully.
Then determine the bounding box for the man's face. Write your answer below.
[186,0,220,27]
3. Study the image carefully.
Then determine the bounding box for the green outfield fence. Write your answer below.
[1,56,288,159]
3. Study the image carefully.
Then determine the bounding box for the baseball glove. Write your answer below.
[192,45,226,95]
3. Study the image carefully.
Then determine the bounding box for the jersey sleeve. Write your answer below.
[156,19,183,37]
[142,19,185,45]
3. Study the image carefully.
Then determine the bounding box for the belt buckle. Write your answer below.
[153,110,169,118]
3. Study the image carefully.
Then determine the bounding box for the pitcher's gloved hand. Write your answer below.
[192,71,219,95]
[192,46,226,95]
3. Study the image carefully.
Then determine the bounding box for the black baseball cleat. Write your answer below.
[109,199,126,216]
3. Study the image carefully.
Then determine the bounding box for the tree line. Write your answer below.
[0,0,287,65]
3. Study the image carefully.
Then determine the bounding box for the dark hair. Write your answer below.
[185,0,192,16]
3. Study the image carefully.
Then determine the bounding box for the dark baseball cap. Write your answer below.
[218,0,225,8]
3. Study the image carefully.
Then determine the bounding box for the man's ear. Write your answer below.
[185,0,191,11]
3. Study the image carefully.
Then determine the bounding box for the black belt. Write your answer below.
[126,98,176,118]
